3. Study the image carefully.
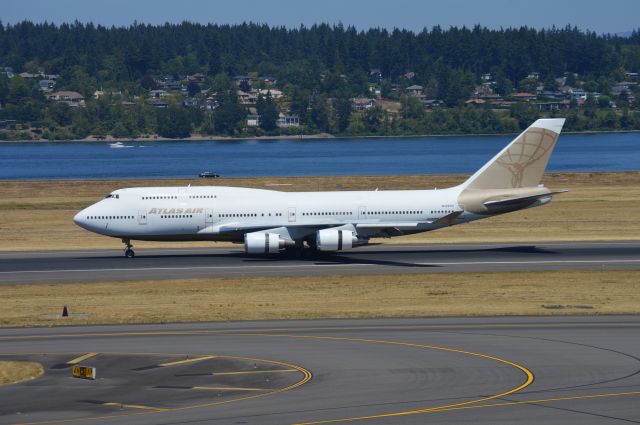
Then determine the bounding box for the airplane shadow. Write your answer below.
[84,244,558,269]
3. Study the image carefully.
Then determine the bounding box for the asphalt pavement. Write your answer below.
[1,316,640,424]
[0,241,639,284]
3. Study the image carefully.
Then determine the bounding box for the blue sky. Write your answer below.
[3,0,639,34]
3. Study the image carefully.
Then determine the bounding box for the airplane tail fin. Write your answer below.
[460,118,565,190]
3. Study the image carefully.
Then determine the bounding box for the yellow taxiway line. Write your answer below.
[65,352,98,365]
[212,369,299,376]
[192,386,268,391]
[102,402,167,412]
[158,355,216,367]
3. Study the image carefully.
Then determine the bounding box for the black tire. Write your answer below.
[125,249,135,258]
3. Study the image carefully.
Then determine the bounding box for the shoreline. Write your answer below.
[1,170,639,183]
[2,129,640,143]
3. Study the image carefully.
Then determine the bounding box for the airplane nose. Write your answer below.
[73,210,86,227]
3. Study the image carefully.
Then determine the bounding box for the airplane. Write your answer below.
[74,118,567,258]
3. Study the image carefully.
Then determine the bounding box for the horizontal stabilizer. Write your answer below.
[483,190,568,208]
[430,211,463,226]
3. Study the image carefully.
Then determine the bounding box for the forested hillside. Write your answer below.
[1,22,639,139]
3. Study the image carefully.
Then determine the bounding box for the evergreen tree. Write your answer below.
[256,93,278,131]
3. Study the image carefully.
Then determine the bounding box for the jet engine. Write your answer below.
[316,229,364,251]
[244,232,291,254]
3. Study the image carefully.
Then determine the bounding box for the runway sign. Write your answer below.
[72,365,96,380]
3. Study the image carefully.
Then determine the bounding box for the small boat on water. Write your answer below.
[109,142,134,148]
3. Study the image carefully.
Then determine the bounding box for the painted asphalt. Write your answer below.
[0,241,639,284]
[1,316,640,424]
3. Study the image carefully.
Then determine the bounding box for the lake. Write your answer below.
[0,132,638,180]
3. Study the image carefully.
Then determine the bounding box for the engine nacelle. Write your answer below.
[316,229,360,251]
[244,232,289,254]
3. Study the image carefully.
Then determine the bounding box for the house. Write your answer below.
[205,97,219,110]
[527,71,540,80]
[1,67,14,78]
[187,73,206,83]
[182,97,198,108]
[535,100,571,111]
[405,85,424,97]
[512,92,537,101]
[255,76,277,86]
[351,97,374,111]
[0,120,18,129]
[48,91,85,107]
[18,72,40,79]
[233,76,252,87]
[480,94,504,104]
[612,83,636,97]
[257,89,284,99]
[147,100,168,108]
[403,71,416,80]
[39,79,56,92]
[465,98,486,107]
[423,99,444,108]
[569,89,587,101]
[149,90,169,99]
[246,114,261,127]
[481,73,492,81]
[369,86,382,98]
[625,72,638,80]
[237,90,257,104]
[276,113,300,127]
[369,69,382,84]
[538,91,565,101]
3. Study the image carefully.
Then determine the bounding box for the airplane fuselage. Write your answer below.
[74,185,483,242]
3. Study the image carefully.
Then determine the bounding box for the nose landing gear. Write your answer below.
[122,239,135,258]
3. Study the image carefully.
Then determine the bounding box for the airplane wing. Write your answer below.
[483,190,568,209]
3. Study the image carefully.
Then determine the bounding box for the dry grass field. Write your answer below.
[0,172,639,251]
[3,270,639,327]
[0,361,44,386]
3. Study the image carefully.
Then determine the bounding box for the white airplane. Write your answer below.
[74,118,567,258]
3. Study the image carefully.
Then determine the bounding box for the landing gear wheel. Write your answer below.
[122,239,135,258]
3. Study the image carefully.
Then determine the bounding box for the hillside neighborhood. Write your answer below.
[1,23,640,139]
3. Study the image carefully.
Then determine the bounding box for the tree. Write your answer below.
[256,93,278,131]
[140,75,157,90]
[597,95,611,108]
[333,97,352,133]
[309,97,330,132]
[238,80,251,93]
[187,81,200,97]
[543,74,558,92]
[0,74,8,106]
[156,106,191,138]
[518,77,538,93]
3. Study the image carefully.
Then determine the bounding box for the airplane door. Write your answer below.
[138,210,147,225]
[205,209,214,225]
[288,207,296,222]
[358,206,367,219]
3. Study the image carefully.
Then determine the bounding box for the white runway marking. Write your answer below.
[1,259,640,275]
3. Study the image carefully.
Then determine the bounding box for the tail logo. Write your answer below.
[494,128,558,188]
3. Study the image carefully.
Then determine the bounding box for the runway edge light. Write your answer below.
[72,365,96,380]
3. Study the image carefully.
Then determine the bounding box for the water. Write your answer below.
[0,132,638,180]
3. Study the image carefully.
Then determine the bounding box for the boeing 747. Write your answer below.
[74,119,567,257]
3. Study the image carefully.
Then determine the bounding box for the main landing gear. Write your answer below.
[122,239,135,258]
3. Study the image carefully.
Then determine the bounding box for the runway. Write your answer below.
[0,241,639,284]
[1,316,640,424]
